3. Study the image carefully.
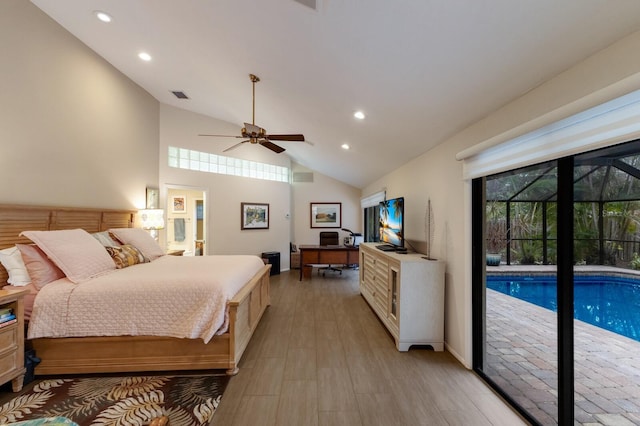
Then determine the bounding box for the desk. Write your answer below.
[299,245,359,280]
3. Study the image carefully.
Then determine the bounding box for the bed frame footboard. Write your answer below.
[30,264,271,376]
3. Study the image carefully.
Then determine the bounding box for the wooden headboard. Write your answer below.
[0,204,136,284]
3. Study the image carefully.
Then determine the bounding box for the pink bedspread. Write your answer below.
[27,255,264,343]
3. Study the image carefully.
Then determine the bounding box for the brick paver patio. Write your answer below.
[486,287,640,425]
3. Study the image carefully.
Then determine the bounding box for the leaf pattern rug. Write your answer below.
[0,373,230,426]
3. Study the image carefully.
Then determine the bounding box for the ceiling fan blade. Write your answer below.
[199,134,243,138]
[266,134,306,142]
[243,122,262,135]
[260,140,286,154]
[223,140,250,152]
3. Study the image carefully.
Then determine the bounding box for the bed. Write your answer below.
[0,204,271,376]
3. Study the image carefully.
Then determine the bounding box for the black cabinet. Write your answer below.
[261,251,280,275]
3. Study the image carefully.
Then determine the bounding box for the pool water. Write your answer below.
[487,275,640,341]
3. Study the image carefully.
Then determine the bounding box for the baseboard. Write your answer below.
[445,342,471,369]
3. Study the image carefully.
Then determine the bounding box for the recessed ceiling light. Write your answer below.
[354,111,365,120]
[138,52,152,62]
[94,11,112,23]
[341,144,350,150]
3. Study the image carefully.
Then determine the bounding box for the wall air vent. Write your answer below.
[293,172,314,183]
[171,91,189,99]
[293,0,317,10]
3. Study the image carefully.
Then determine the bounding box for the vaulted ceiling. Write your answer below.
[31,0,640,188]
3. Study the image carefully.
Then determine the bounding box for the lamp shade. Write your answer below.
[139,209,165,230]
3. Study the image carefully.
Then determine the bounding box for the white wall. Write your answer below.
[159,104,292,267]
[363,29,640,368]
[291,162,362,247]
[0,1,159,209]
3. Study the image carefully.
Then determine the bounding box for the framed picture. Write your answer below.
[241,202,269,230]
[310,202,342,228]
[171,195,186,213]
[146,187,159,209]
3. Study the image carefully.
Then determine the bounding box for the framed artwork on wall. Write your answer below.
[171,195,186,213]
[310,202,342,228]
[241,202,269,230]
[146,187,159,209]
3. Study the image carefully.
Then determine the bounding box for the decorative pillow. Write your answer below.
[92,231,121,248]
[0,246,32,286]
[109,228,165,261]
[106,244,148,269]
[17,244,65,290]
[21,229,115,283]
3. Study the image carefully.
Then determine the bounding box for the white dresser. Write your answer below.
[359,243,445,351]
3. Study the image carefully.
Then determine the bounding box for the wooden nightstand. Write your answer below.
[0,288,28,392]
[167,249,185,256]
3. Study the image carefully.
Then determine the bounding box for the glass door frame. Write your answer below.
[472,156,575,425]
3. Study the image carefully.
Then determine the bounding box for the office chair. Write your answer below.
[319,231,342,276]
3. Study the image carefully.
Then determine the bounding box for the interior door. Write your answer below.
[195,198,204,255]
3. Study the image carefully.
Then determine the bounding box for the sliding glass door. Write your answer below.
[474,140,640,425]
[572,145,640,424]
[474,161,560,424]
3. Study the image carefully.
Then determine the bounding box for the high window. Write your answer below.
[168,146,290,183]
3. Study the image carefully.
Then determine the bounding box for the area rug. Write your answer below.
[0,373,230,426]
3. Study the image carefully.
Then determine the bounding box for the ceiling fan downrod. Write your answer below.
[249,73,260,126]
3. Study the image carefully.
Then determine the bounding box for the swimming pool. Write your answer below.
[487,274,640,341]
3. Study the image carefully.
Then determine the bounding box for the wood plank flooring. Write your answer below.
[211,269,529,426]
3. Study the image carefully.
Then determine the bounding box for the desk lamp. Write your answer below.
[341,228,363,247]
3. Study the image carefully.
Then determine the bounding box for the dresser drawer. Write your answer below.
[0,348,18,376]
[0,325,18,377]
[0,325,18,355]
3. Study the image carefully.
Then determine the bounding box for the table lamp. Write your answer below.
[139,209,165,241]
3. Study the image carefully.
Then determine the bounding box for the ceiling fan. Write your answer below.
[199,74,307,154]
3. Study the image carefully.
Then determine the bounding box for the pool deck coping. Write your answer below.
[487,264,640,278]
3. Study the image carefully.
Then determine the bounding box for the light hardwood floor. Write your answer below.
[211,268,529,426]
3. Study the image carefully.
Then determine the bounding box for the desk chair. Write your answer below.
[319,231,342,276]
[290,242,301,269]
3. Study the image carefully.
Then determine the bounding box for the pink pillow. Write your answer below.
[109,228,165,261]
[17,244,65,290]
[21,229,115,283]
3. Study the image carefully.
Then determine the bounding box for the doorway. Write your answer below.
[165,185,207,256]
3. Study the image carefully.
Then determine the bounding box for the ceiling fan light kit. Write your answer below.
[199,74,307,154]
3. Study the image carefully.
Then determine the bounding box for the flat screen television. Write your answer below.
[379,197,404,248]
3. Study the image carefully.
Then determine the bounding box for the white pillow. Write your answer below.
[109,228,165,261]
[92,231,120,247]
[0,246,31,286]
[21,229,116,283]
